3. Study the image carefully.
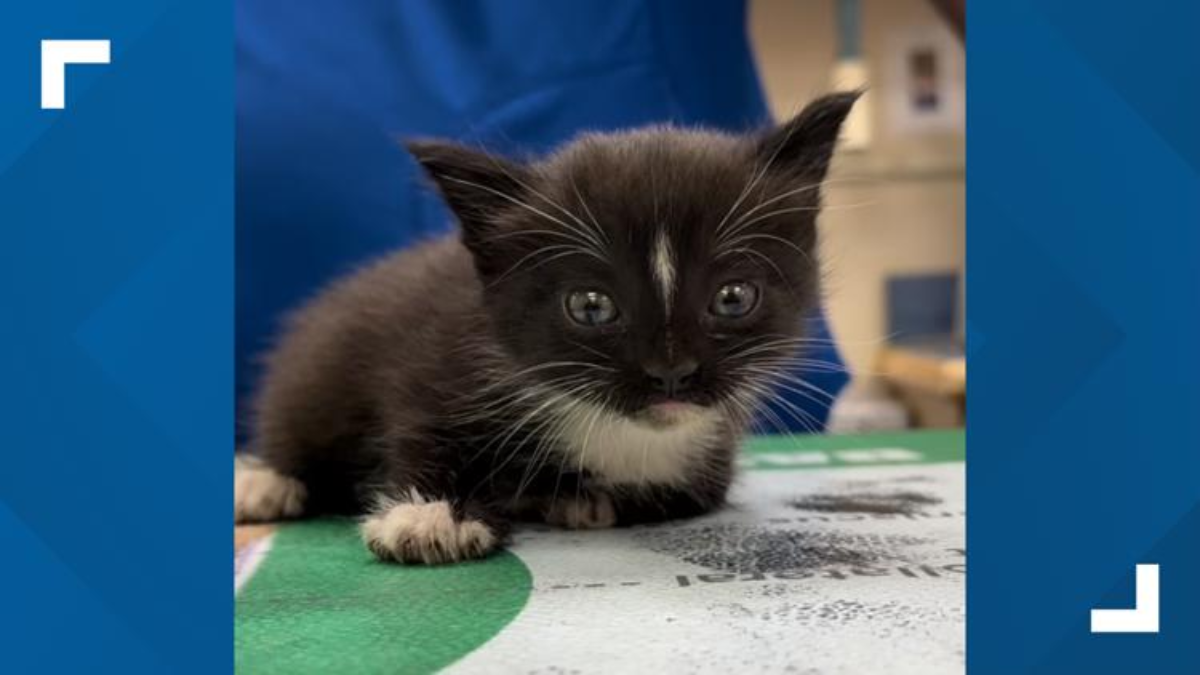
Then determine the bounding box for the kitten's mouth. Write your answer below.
[637,400,708,427]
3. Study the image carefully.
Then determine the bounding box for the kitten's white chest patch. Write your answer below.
[552,400,719,486]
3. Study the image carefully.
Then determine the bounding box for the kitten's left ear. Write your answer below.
[757,91,862,179]
[407,140,540,280]
[405,139,530,225]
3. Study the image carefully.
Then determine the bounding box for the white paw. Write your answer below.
[360,495,498,564]
[545,493,617,529]
[234,456,306,523]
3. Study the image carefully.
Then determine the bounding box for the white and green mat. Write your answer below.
[236,430,965,674]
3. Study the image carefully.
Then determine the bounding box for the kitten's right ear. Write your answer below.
[406,140,530,227]
[756,91,862,179]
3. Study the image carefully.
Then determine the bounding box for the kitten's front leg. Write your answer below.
[569,475,730,528]
[541,480,727,530]
[541,456,733,529]
[360,488,510,564]
[543,491,617,529]
[606,484,727,525]
[234,454,307,523]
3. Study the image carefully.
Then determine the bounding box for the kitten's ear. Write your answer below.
[406,139,529,226]
[406,140,535,279]
[756,91,861,179]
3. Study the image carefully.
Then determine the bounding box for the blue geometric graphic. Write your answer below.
[970,0,1200,672]
[0,1,232,672]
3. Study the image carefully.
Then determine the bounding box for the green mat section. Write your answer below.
[743,428,963,468]
[236,430,963,673]
[744,428,959,454]
[235,521,532,674]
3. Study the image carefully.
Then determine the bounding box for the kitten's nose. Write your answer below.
[644,360,699,397]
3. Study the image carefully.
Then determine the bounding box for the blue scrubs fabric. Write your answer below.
[236,0,849,434]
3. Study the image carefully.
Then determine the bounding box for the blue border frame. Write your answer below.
[969,1,1199,672]
[3,0,1198,672]
[1,2,232,672]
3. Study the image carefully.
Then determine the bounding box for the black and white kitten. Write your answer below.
[234,92,859,564]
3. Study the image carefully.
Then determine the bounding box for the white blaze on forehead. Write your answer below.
[652,231,676,311]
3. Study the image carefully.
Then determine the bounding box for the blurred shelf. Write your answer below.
[832,153,964,183]
[877,339,965,428]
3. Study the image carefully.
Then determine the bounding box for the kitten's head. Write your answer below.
[409,92,858,428]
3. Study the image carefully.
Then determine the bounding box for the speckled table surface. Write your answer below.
[236,430,964,674]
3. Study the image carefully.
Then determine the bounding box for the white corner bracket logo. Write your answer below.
[41,40,111,110]
[1090,563,1160,634]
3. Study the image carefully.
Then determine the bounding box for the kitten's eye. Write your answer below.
[711,282,760,319]
[566,290,619,326]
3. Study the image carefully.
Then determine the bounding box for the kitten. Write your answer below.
[234,92,860,564]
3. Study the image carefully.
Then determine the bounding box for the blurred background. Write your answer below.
[750,0,964,430]
[236,0,964,438]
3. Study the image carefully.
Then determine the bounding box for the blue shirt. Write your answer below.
[236,0,848,435]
